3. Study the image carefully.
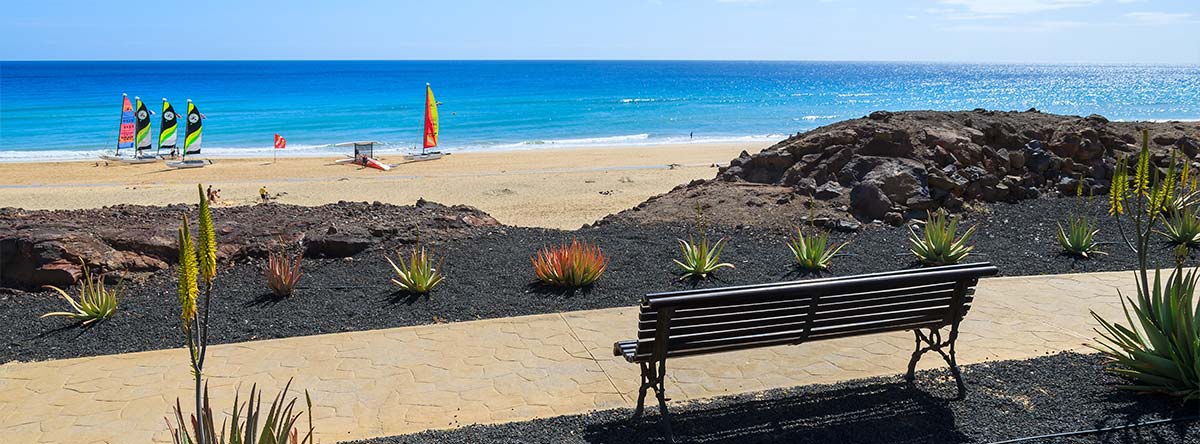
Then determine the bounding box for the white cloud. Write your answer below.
[943,19,1087,32]
[936,0,1100,16]
[1124,11,1193,25]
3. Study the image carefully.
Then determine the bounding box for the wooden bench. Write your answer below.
[612,262,998,441]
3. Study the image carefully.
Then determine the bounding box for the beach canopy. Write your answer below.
[334,141,380,157]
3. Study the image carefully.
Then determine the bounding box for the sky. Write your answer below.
[1,0,1197,63]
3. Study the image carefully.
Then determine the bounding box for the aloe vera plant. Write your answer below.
[674,205,733,279]
[388,238,445,296]
[788,228,846,271]
[1057,180,1104,258]
[532,238,608,287]
[1093,130,1200,400]
[41,261,121,325]
[908,208,977,266]
[167,185,317,444]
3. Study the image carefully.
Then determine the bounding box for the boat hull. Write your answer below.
[403,151,447,162]
[99,154,159,164]
[165,159,209,169]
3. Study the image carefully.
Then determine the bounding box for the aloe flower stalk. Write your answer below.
[177,214,198,329]
[196,184,217,284]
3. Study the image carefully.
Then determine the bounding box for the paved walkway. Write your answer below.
[0,270,1134,443]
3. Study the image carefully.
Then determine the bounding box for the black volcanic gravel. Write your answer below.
[349,352,1199,444]
[1,196,1189,363]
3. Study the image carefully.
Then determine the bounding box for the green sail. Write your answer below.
[183,100,202,156]
[158,98,178,156]
[134,97,153,154]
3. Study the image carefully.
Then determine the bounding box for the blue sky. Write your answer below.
[2,0,1197,62]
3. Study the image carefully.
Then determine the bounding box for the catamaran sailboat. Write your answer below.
[165,99,210,169]
[99,94,158,164]
[157,98,179,158]
[403,83,447,162]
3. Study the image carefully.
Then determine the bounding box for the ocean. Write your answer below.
[1,61,1198,161]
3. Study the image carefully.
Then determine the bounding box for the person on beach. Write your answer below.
[259,186,269,204]
[206,185,218,204]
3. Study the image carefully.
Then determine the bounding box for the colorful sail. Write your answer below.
[117,94,135,152]
[134,97,153,154]
[423,83,438,149]
[184,100,203,156]
[159,98,178,155]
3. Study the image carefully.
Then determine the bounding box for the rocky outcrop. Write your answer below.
[0,200,499,289]
[604,110,1199,231]
[719,110,1199,221]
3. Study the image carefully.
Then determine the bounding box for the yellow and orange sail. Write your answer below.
[423,83,439,149]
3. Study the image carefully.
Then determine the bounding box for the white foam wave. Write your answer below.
[0,133,788,163]
[619,98,658,103]
[796,115,838,121]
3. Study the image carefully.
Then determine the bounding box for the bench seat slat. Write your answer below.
[638,282,963,324]
[629,313,947,361]
[635,306,965,356]
[643,262,991,300]
[636,287,970,334]
[646,268,989,310]
[636,293,963,339]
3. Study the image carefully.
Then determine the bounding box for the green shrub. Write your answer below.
[41,261,120,325]
[1057,181,1103,258]
[908,209,977,266]
[787,228,846,271]
[167,185,317,444]
[1093,130,1200,400]
[1057,216,1102,258]
[388,244,445,294]
[1158,208,1200,248]
[168,380,314,444]
[674,205,733,279]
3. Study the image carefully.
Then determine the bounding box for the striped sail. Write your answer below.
[117,94,135,152]
[134,97,152,154]
[184,100,202,156]
[158,98,178,155]
[423,84,439,149]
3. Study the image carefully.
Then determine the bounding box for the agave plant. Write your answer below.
[1091,268,1200,399]
[168,379,315,444]
[908,209,977,266]
[1158,208,1200,249]
[532,238,608,287]
[1093,130,1200,400]
[387,245,445,294]
[266,244,304,297]
[1057,216,1103,258]
[674,205,733,279]
[788,228,847,271]
[41,261,120,325]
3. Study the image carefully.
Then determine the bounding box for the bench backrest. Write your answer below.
[630,262,998,362]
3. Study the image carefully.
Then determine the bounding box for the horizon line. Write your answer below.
[3,58,1198,65]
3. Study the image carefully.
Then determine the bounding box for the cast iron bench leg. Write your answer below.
[905,326,966,399]
[632,359,674,443]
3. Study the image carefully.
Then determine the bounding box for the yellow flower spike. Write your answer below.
[1179,155,1190,191]
[1109,157,1127,216]
[1134,149,1150,197]
[196,184,217,283]
[177,214,198,329]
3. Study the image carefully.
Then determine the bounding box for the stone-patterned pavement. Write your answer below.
[0,270,1137,443]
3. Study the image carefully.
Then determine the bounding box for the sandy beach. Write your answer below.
[0,142,767,229]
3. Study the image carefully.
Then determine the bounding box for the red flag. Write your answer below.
[274,134,286,149]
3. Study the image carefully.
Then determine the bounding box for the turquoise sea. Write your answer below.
[1,61,1198,161]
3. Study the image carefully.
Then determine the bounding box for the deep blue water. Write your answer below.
[1,61,1198,160]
